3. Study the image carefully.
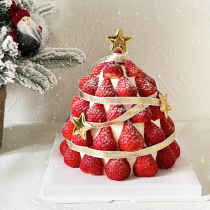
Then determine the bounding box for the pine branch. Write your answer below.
[32,1,56,16]
[29,47,86,69]
[20,0,34,12]
[14,60,56,94]
[33,63,57,87]
[0,2,12,27]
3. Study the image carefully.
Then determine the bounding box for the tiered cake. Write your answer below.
[60,28,180,181]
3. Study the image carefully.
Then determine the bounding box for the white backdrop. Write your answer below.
[5,0,210,126]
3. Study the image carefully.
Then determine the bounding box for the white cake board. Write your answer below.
[34,134,210,203]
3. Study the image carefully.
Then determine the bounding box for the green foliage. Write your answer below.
[0,2,11,27]
[14,60,56,94]
[29,47,86,69]
[32,1,56,16]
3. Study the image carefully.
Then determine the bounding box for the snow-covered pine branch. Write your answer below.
[32,1,56,17]
[33,62,57,87]
[29,47,86,69]
[14,60,53,94]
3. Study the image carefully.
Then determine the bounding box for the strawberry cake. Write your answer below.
[60,28,180,181]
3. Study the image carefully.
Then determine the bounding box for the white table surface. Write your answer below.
[0,120,210,210]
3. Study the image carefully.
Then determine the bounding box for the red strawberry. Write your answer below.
[116,76,137,97]
[82,75,99,96]
[59,139,69,156]
[160,117,175,138]
[169,140,180,158]
[124,60,144,77]
[66,116,70,122]
[79,74,93,89]
[70,95,80,109]
[114,49,123,53]
[130,106,152,123]
[156,146,176,169]
[119,121,144,151]
[107,105,126,121]
[71,98,90,118]
[135,76,156,97]
[95,78,117,97]
[72,130,93,147]
[80,154,104,175]
[64,148,81,168]
[142,73,156,87]
[103,61,124,79]
[86,103,107,123]
[133,154,158,177]
[91,62,108,76]
[62,120,75,140]
[149,105,165,121]
[93,127,117,151]
[156,91,162,99]
[144,121,165,146]
[105,158,131,181]
[167,116,175,130]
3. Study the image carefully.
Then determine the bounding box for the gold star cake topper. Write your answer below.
[72,113,92,140]
[159,94,172,118]
[107,28,132,53]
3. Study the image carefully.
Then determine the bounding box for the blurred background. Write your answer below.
[5,0,210,126]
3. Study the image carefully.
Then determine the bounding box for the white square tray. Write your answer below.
[34,134,210,203]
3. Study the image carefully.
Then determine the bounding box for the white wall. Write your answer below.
[5,0,210,126]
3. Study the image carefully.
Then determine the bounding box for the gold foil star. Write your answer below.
[107,28,132,53]
[159,94,172,118]
[72,113,92,140]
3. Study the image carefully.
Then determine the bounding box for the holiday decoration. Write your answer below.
[60,28,180,181]
[0,0,85,93]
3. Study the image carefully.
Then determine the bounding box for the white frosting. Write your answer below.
[110,123,124,144]
[133,123,144,137]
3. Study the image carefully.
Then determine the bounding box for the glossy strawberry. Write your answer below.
[105,158,131,181]
[149,105,165,121]
[103,61,124,79]
[93,127,117,151]
[70,95,80,109]
[82,76,99,96]
[142,73,156,87]
[86,103,107,123]
[79,74,93,89]
[130,106,152,123]
[135,76,156,97]
[124,60,144,77]
[71,98,90,118]
[72,130,93,147]
[169,140,180,158]
[62,120,75,140]
[116,76,137,97]
[119,121,144,151]
[133,154,158,177]
[80,154,104,175]
[156,146,176,169]
[114,49,123,53]
[59,139,69,156]
[144,121,165,146]
[160,117,175,138]
[91,62,108,75]
[167,116,175,130]
[64,148,81,168]
[66,116,70,122]
[95,78,117,97]
[107,105,126,121]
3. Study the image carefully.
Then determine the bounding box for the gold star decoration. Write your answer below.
[159,94,172,119]
[107,28,132,53]
[72,113,92,140]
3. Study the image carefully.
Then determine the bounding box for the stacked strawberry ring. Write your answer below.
[60,53,180,181]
